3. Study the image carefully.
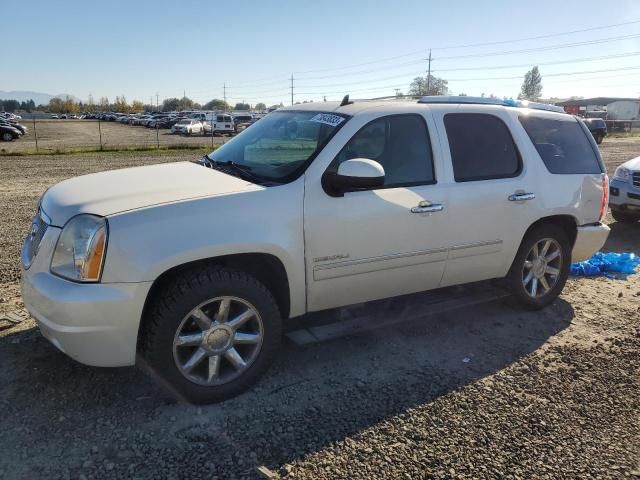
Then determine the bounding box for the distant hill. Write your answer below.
[0,90,81,105]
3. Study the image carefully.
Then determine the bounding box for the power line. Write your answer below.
[288,19,640,75]
[435,33,640,61]
[433,51,640,72]
[444,65,640,82]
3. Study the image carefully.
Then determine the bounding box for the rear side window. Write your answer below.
[519,115,603,174]
[444,113,521,182]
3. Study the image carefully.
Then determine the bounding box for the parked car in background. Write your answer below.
[51,114,59,119]
[203,113,235,135]
[60,114,67,119]
[609,156,640,223]
[0,124,21,141]
[0,120,27,135]
[583,118,607,144]
[171,119,204,135]
[69,114,78,119]
[20,96,610,403]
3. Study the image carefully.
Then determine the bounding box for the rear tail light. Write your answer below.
[599,174,609,222]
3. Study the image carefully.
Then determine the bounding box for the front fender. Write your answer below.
[101,180,306,316]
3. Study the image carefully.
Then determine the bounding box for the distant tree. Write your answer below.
[458,92,468,96]
[131,100,144,113]
[254,102,266,111]
[0,99,20,112]
[519,66,542,101]
[99,96,110,111]
[233,102,250,111]
[202,98,229,110]
[162,98,180,112]
[408,75,448,96]
[18,99,35,112]
[113,95,129,113]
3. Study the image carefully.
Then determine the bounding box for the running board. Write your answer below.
[286,282,510,346]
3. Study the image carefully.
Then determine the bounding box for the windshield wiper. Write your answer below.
[209,158,268,184]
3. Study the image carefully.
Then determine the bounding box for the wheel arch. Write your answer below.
[523,214,578,248]
[138,253,291,349]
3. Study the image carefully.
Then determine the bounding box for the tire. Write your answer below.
[1,132,13,142]
[611,209,639,224]
[595,134,603,145]
[506,224,571,310]
[139,266,282,404]
[186,128,191,136]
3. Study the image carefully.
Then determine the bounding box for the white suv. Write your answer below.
[21,96,610,403]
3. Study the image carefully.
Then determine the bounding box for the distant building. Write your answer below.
[555,97,640,120]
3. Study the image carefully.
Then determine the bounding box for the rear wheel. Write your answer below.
[611,209,639,224]
[140,266,282,404]
[506,224,570,310]
[1,132,13,141]
[595,133,604,144]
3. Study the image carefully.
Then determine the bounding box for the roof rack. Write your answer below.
[417,96,565,113]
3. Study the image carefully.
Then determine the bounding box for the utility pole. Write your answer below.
[223,83,227,112]
[290,73,294,105]
[426,49,432,95]
[156,93,159,112]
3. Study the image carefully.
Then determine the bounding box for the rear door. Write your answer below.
[432,107,541,286]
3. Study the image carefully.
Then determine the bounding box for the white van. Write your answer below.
[203,112,235,135]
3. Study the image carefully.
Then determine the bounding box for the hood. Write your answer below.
[41,161,259,226]
[622,155,640,171]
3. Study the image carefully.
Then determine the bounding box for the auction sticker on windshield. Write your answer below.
[309,113,345,127]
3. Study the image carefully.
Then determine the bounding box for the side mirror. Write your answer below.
[324,158,385,196]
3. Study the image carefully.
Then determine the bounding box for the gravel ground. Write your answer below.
[0,139,639,479]
[0,119,227,154]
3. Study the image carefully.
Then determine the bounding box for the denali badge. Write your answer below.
[313,254,350,263]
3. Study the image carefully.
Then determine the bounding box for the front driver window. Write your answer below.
[332,114,435,187]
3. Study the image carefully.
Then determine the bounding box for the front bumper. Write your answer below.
[21,227,151,367]
[571,223,610,263]
[609,178,640,211]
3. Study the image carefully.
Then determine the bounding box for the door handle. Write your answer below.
[411,201,444,213]
[508,192,536,202]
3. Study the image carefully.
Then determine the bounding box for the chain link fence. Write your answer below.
[1,118,231,154]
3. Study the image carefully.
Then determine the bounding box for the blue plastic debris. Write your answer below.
[570,252,640,277]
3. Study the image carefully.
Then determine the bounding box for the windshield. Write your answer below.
[208,110,348,182]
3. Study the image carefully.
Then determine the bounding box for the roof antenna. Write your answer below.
[340,94,353,107]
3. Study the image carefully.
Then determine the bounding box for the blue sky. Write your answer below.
[4,0,640,106]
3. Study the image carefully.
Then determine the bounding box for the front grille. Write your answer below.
[22,209,49,268]
[633,171,640,187]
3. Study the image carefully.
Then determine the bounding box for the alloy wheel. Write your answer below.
[522,238,562,298]
[172,296,264,386]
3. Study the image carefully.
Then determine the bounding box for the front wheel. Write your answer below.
[1,132,13,141]
[140,267,282,403]
[506,224,570,310]
[595,134,604,145]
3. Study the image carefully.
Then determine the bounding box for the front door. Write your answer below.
[303,112,450,312]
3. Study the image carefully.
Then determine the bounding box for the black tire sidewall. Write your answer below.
[507,224,571,310]
[141,268,282,404]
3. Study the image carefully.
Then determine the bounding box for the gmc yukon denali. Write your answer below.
[21,96,610,403]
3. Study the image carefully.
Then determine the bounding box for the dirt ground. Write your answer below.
[0,120,227,154]
[0,139,639,479]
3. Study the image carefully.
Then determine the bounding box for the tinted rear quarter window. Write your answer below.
[444,113,521,182]
[519,115,603,174]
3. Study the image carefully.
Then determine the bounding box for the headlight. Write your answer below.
[613,166,631,182]
[50,215,108,282]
